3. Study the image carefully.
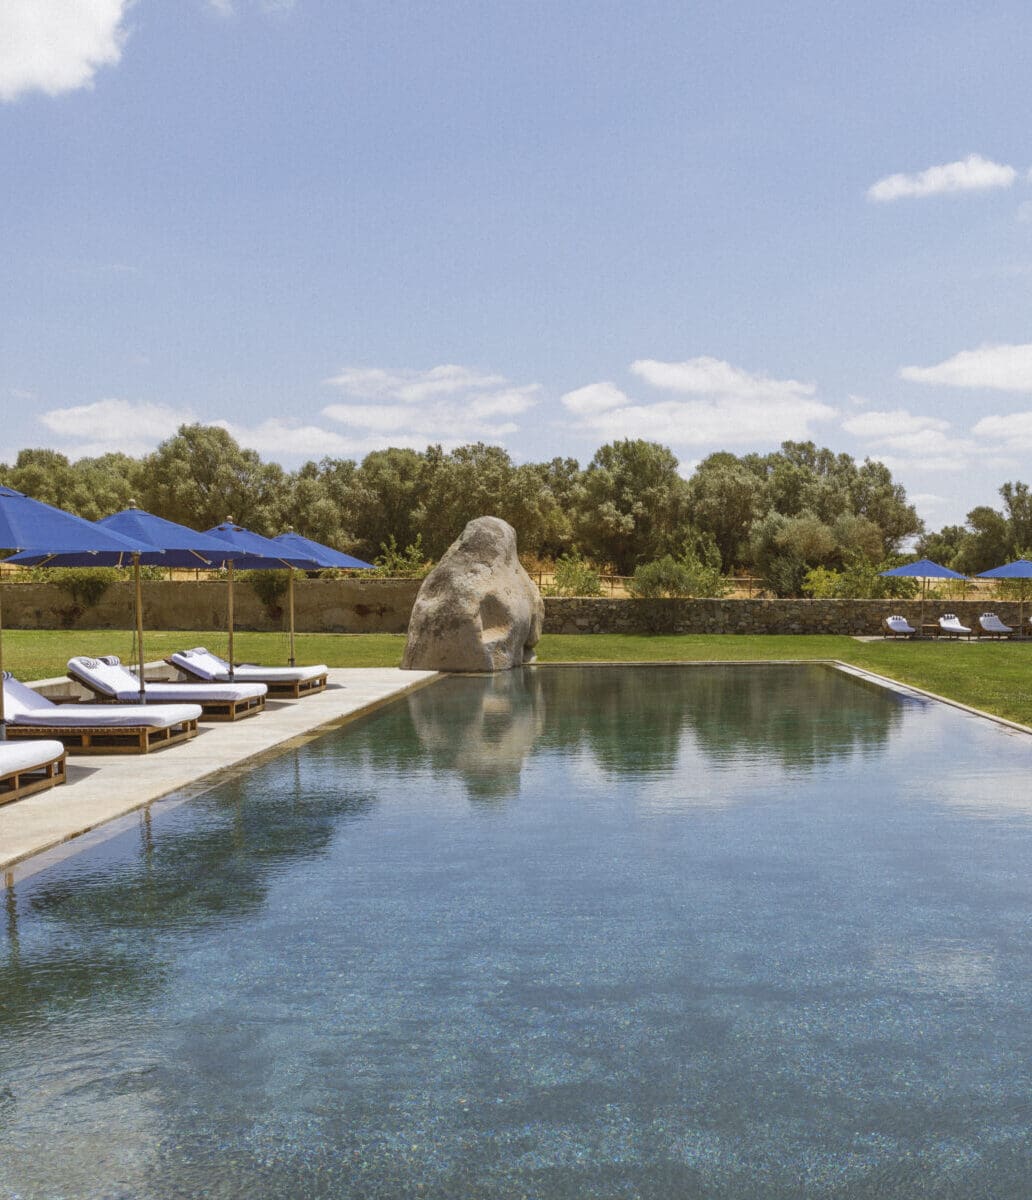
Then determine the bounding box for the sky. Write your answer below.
[1,0,1031,531]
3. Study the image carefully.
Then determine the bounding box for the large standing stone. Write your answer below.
[401,517,544,672]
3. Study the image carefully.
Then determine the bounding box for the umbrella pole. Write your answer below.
[288,570,296,667]
[134,553,146,704]
[0,581,6,740]
[227,560,235,681]
[921,579,927,637]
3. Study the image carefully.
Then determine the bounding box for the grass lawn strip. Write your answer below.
[4,629,1031,729]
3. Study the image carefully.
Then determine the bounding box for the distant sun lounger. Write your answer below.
[67,656,266,722]
[977,612,1013,638]
[168,647,329,699]
[3,672,201,754]
[882,615,917,638]
[0,738,66,805]
[938,613,973,639]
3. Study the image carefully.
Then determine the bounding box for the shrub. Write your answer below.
[629,550,731,599]
[240,569,293,614]
[372,534,433,578]
[802,556,921,599]
[542,552,603,597]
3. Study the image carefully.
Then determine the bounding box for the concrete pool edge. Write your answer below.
[1,668,441,880]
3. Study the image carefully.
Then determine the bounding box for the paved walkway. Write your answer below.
[0,668,438,875]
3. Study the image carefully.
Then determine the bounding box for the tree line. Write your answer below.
[4,422,1017,592]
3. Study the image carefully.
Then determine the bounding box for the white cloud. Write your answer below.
[631,356,817,404]
[38,398,187,457]
[323,364,540,447]
[971,411,1032,452]
[900,342,1032,391]
[211,418,375,458]
[561,357,833,449]
[867,154,1017,202]
[560,382,629,415]
[841,409,950,440]
[842,406,978,472]
[0,0,131,102]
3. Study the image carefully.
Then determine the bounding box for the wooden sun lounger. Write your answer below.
[167,649,328,699]
[4,719,198,755]
[66,657,266,723]
[0,743,67,805]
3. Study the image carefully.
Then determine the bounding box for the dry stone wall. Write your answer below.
[542,597,1027,636]
[1,578,422,633]
[2,581,1023,636]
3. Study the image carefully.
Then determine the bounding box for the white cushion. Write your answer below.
[171,647,326,683]
[4,673,201,728]
[0,740,65,774]
[69,657,265,703]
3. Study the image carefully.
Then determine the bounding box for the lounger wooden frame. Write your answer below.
[67,666,266,723]
[0,747,67,805]
[5,718,198,755]
[166,658,327,699]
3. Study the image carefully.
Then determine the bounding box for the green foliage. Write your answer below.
[572,439,691,573]
[802,557,920,599]
[627,549,729,599]
[372,535,432,578]
[542,552,603,597]
[240,570,293,613]
[27,567,118,613]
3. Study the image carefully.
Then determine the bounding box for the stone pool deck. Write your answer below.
[0,668,438,874]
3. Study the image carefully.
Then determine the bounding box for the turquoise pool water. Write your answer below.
[2,664,1032,1198]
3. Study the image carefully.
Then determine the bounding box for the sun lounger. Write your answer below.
[0,739,66,805]
[978,612,1013,638]
[68,656,266,722]
[882,615,917,638]
[2,672,201,754]
[168,647,328,699]
[938,613,973,639]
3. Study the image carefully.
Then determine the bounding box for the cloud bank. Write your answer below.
[561,356,834,447]
[0,0,131,102]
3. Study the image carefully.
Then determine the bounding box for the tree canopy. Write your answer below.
[1,424,931,587]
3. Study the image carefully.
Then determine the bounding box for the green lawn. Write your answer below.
[3,629,1031,728]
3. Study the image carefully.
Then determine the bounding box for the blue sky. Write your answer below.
[2,1,1031,530]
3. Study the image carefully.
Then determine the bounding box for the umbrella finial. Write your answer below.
[128,498,138,509]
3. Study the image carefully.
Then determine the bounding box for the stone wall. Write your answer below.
[542,597,1028,636]
[1,578,423,634]
[2,581,1024,636]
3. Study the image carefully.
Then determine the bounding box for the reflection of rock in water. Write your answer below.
[535,663,900,776]
[406,670,546,801]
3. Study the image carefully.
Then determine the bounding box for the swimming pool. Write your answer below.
[2,664,1032,1197]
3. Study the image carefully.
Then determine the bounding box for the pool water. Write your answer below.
[3,664,1032,1198]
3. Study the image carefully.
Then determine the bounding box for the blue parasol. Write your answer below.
[976,559,1032,638]
[204,522,319,671]
[0,486,161,725]
[273,530,374,571]
[879,558,968,633]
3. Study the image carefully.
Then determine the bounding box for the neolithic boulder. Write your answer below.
[401,517,544,672]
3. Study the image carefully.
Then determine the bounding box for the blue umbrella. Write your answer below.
[204,522,319,672]
[273,530,374,571]
[273,532,373,666]
[879,558,968,633]
[0,485,161,726]
[977,559,1032,637]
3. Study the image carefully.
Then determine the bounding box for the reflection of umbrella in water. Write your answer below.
[1,486,160,725]
[977,559,1032,639]
[879,558,968,635]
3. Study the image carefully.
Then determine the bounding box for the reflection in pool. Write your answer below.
[2,664,1032,1198]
